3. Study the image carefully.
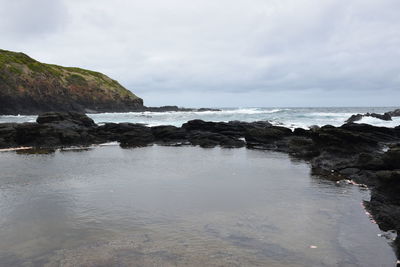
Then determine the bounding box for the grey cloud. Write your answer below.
[0,0,68,40]
[1,0,399,107]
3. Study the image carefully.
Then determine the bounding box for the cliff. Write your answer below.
[0,49,143,115]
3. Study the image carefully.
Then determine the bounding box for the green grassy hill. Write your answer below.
[0,49,143,114]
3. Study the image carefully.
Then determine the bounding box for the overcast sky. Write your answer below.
[1,0,399,107]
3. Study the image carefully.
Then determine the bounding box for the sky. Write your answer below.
[1,0,399,107]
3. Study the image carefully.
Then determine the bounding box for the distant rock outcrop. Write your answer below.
[387,109,400,117]
[0,49,144,115]
[345,109,400,124]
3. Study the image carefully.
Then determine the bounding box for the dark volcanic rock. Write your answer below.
[245,126,292,145]
[345,111,393,123]
[144,106,192,112]
[151,126,187,143]
[386,109,400,117]
[96,123,147,139]
[356,153,386,170]
[94,122,155,147]
[286,136,319,158]
[37,112,96,127]
[182,119,272,138]
[0,123,17,137]
[0,123,17,147]
[372,113,392,121]
[197,108,221,112]
[375,170,400,182]
[0,112,99,147]
[0,137,6,148]
[345,114,364,123]
[119,126,154,147]
[14,123,59,146]
[382,146,400,170]
[315,127,374,147]
[188,131,245,148]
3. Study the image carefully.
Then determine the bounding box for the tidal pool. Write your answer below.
[0,145,396,266]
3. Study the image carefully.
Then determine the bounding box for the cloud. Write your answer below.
[0,0,68,40]
[1,0,399,106]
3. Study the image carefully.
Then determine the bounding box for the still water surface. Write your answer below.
[0,146,396,266]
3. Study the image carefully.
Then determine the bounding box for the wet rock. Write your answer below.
[151,126,187,142]
[245,126,292,145]
[309,125,320,131]
[339,168,361,176]
[341,123,398,141]
[144,105,192,112]
[310,151,357,175]
[188,131,245,148]
[357,153,385,170]
[345,112,392,123]
[0,137,7,148]
[371,113,392,121]
[182,119,272,138]
[229,120,273,129]
[119,126,154,147]
[95,123,148,141]
[382,147,400,170]
[37,112,96,127]
[293,128,311,137]
[346,114,364,123]
[386,109,400,117]
[197,108,222,112]
[0,123,17,147]
[14,123,60,146]
[375,170,400,182]
[286,136,320,158]
[310,124,398,153]
[0,123,17,137]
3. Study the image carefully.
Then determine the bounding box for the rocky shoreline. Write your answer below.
[1,112,400,258]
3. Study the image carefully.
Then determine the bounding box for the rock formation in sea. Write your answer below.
[346,109,400,123]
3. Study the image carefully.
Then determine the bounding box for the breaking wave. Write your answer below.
[1,107,399,129]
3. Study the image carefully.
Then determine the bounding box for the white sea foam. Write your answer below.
[1,107,399,129]
[358,117,400,128]
[309,112,354,117]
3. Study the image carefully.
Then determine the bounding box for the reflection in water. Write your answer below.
[0,146,396,266]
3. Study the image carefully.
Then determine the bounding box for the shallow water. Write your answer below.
[1,107,399,129]
[0,145,397,266]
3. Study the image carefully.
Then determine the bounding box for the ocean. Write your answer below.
[1,107,399,129]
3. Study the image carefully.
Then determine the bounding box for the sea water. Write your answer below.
[1,107,399,129]
[0,145,396,266]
